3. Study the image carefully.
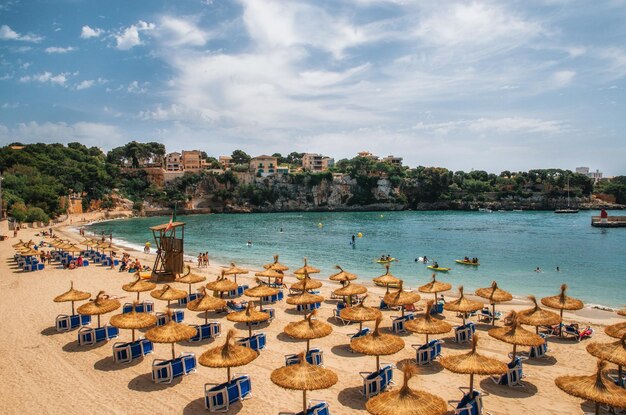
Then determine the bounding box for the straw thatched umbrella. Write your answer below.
[294,257,320,277]
[271,352,338,413]
[291,275,323,291]
[145,313,197,359]
[109,306,157,341]
[284,310,333,351]
[541,284,584,335]
[177,265,207,294]
[406,300,452,343]
[199,329,259,382]
[475,281,513,326]
[351,316,405,371]
[333,282,367,306]
[223,262,249,284]
[517,295,561,334]
[443,286,483,325]
[188,287,227,324]
[19,247,39,256]
[264,254,289,272]
[418,274,452,303]
[373,264,402,293]
[255,268,284,284]
[77,291,121,328]
[329,265,357,286]
[440,335,508,393]
[488,311,544,361]
[64,244,82,253]
[226,301,270,337]
[54,281,91,315]
[244,279,279,311]
[340,294,382,331]
[365,365,447,415]
[606,322,626,339]
[286,278,324,318]
[206,271,238,297]
[587,334,626,389]
[11,239,25,248]
[555,360,626,415]
[122,274,157,301]
[383,281,421,317]
[150,284,187,308]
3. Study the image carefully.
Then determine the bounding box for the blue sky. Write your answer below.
[1,0,625,175]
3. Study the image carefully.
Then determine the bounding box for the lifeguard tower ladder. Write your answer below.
[150,221,185,282]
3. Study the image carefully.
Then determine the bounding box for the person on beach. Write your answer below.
[197,253,202,267]
[110,252,116,269]
[204,252,209,266]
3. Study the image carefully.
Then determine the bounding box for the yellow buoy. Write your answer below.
[318,223,323,228]
[357,232,363,238]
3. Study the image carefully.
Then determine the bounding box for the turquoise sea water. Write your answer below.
[87,211,626,308]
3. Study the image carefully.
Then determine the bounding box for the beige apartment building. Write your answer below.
[381,155,403,166]
[302,153,334,172]
[250,155,278,176]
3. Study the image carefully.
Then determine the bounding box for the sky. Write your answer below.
[1,0,625,175]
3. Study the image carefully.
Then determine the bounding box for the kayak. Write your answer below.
[455,260,480,266]
[376,258,397,264]
[427,266,451,272]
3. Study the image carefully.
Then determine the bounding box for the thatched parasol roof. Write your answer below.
[488,311,544,347]
[284,310,333,340]
[333,282,367,297]
[270,353,338,391]
[418,274,452,294]
[226,301,270,324]
[122,275,156,293]
[541,284,584,311]
[340,295,382,323]
[110,308,157,330]
[440,335,508,376]
[294,257,320,276]
[586,335,626,367]
[606,322,626,339]
[54,281,91,303]
[443,286,483,314]
[150,284,187,302]
[555,360,626,409]
[145,318,196,343]
[350,316,405,357]
[286,279,324,306]
[373,264,402,287]
[263,255,289,272]
[206,273,238,292]
[199,329,259,369]
[255,268,284,279]
[244,279,280,298]
[329,265,357,282]
[517,296,561,327]
[224,263,249,276]
[475,281,512,303]
[187,287,226,312]
[365,365,447,415]
[406,301,452,335]
[291,276,323,291]
[383,282,420,307]
[76,291,120,316]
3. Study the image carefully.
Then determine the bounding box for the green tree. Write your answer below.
[26,207,49,223]
[231,149,251,165]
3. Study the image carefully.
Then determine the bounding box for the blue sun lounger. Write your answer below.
[455,323,476,343]
[262,291,284,303]
[177,292,201,306]
[288,400,330,415]
[349,328,370,341]
[412,339,444,365]
[478,308,502,324]
[78,325,119,346]
[360,364,394,399]
[236,333,266,351]
[122,301,154,314]
[56,314,91,332]
[391,313,415,333]
[430,301,445,315]
[227,285,249,298]
[205,374,252,412]
[492,356,525,387]
[156,309,184,326]
[285,348,324,366]
[452,390,485,415]
[525,334,549,358]
[189,322,221,342]
[113,338,153,363]
[152,352,196,384]
[296,302,321,312]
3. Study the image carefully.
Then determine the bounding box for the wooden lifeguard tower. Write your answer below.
[150,221,185,282]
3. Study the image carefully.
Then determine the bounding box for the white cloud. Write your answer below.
[551,70,576,87]
[1,102,19,109]
[0,24,43,42]
[127,80,149,94]
[80,25,103,39]
[75,80,94,90]
[45,46,77,54]
[19,72,69,86]
[114,20,155,50]
[0,121,123,146]
[412,117,569,135]
[157,16,208,47]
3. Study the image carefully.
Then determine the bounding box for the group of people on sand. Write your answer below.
[197,252,210,267]
[463,256,479,263]
[119,254,147,273]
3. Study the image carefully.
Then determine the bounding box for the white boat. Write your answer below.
[554,177,579,214]
[478,208,493,213]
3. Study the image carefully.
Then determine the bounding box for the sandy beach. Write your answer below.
[1,214,623,415]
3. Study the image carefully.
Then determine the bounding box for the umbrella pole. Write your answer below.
[492,303,496,326]
[535,326,539,334]
[97,315,101,328]
[171,343,176,359]
[188,283,192,295]
[376,355,380,371]
[303,390,307,413]
[426,333,429,343]
[559,309,564,337]
[306,339,310,352]
[167,300,171,309]
[512,344,517,361]
[248,323,252,338]
[234,274,237,284]
[462,313,467,325]
[260,298,263,312]
[132,328,135,342]
[227,367,231,382]
[359,321,363,331]
[595,401,600,415]
[619,365,624,387]
[71,301,75,315]
[136,292,140,301]
[469,373,474,394]
[205,310,208,325]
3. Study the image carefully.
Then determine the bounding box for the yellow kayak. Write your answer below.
[376,258,397,264]
[374,281,401,288]
[427,266,451,272]
[455,260,480,266]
